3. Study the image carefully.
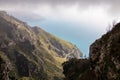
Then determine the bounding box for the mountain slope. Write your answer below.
[0,11,82,80]
[90,22,120,80]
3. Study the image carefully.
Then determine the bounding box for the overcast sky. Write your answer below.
[0,0,120,57]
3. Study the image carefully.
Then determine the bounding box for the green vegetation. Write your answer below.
[0,51,7,61]
[0,11,82,80]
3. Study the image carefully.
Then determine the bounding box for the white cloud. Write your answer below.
[0,0,120,33]
[26,4,116,32]
[0,0,120,55]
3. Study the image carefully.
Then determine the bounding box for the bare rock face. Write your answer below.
[90,23,120,80]
[66,47,82,60]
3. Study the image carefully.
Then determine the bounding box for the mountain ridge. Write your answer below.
[0,11,82,80]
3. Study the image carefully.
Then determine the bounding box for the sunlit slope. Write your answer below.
[0,11,82,80]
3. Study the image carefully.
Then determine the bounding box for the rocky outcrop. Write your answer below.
[62,58,98,80]
[63,23,120,80]
[90,23,120,80]
[0,11,82,80]
[0,52,12,80]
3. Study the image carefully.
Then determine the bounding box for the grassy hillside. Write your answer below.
[0,11,82,80]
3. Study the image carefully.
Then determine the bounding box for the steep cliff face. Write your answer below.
[0,11,82,80]
[90,23,120,80]
[63,23,120,80]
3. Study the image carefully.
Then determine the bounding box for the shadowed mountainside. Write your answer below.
[63,22,120,80]
[0,11,82,80]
